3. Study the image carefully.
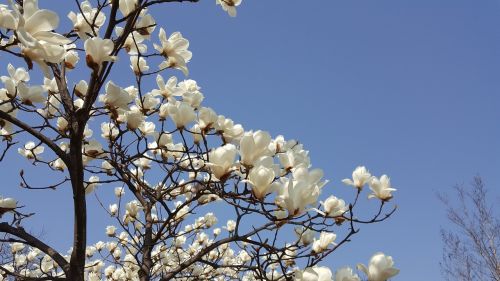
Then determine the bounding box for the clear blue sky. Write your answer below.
[2,1,500,280]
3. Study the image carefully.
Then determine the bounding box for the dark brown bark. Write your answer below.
[139,203,154,281]
[0,223,70,275]
[67,120,87,281]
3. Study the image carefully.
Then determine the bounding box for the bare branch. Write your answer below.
[0,222,70,276]
[0,111,68,163]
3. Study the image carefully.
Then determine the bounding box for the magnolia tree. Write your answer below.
[0,0,400,280]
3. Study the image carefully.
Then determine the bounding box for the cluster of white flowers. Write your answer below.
[294,252,399,281]
[342,166,397,201]
[0,0,400,280]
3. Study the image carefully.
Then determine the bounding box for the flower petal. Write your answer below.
[25,9,59,35]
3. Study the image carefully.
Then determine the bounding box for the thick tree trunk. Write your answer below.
[139,203,153,281]
[68,124,87,281]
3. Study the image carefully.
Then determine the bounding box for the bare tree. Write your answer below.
[439,176,500,281]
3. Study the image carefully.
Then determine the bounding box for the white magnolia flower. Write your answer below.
[1,78,16,100]
[99,81,134,109]
[121,107,145,130]
[155,132,173,148]
[216,0,242,17]
[130,56,149,75]
[0,119,14,137]
[295,227,315,245]
[136,92,160,114]
[57,117,68,132]
[277,179,313,216]
[83,140,104,159]
[95,241,106,251]
[86,245,96,257]
[0,5,18,30]
[37,94,61,117]
[138,121,156,136]
[283,244,297,266]
[335,267,360,281]
[312,231,336,253]
[167,101,196,129]
[59,142,70,152]
[207,144,237,180]
[276,165,326,216]
[175,235,187,247]
[4,64,30,84]
[295,266,333,281]
[119,0,138,16]
[124,85,139,99]
[64,44,79,69]
[267,268,283,280]
[102,161,114,175]
[214,115,244,143]
[135,11,156,36]
[246,165,275,200]
[68,0,106,39]
[357,252,399,281]
[162,142,184,160]
[27,249,40,261]
[50,158,67,171]
[114,187,125,197]
[0,197,17,210]
[158,103,169,120]
[106,225,117,236]
[154,28,192,75]
[279,146,310,170]
[173,201,189,221]
[368,175,396,201]
[134,155,152,170]
[198,107,217,130]
[239,130,273,166]
[342,166,372,190]
[40,255,54,272]
[75,80,88,98]
[16,83,45,105]
[85,176,100,195]
[101,122,119,140]
[116,27,147,54]
[104,265,115,277]
[126,200,141,218]
[18,141,44,159]
[43,77,58,93]
[74,98,84,109]
[190,124,202,144]
[109,204,118,216]
[274,209,288,220]
[111,246,122,259]
[84,37,116,68]
[225,220,236,232]
[320,195,347,217]
[11,243,25,254]
[15,0,72,66]
[178,79,204,108]
[84,125,93,139]
[204,213,218,227]
[152,75,182,99]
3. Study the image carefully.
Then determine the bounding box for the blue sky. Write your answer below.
[2,1,500,280]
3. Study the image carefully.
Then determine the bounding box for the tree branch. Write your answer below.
[0,111,68,163]
[0,222,70,276]
[145,0,199,7]
[160,222,275,280]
